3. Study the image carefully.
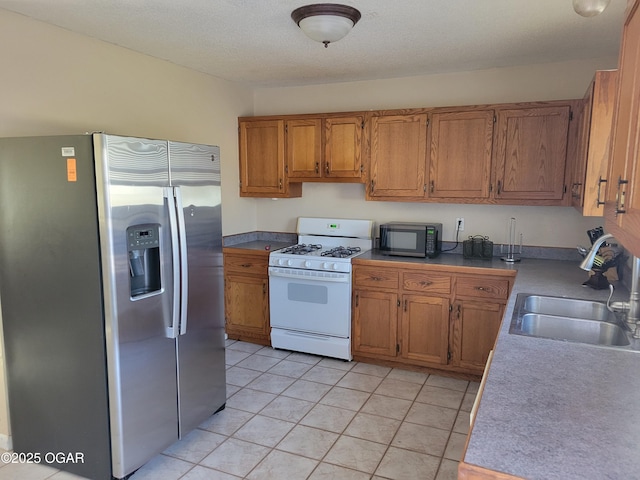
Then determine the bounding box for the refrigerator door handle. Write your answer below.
[164,186,180,339]
[174,186,189,335]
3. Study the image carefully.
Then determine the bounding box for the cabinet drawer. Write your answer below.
[353,267,399,290]
[402,272,451,295]
[224,254,268,275]
[456,276,510,300]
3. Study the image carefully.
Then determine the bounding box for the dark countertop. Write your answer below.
[222,240,293,253]
[354,250,520,272]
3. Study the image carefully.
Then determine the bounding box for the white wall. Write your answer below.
[0,9,257,236]
[251,58,619,247]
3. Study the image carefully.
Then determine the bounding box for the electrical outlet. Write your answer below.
[456,217,464,231]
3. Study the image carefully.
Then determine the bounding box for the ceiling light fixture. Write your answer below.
[572,0,611,17]
[291,3,361,48]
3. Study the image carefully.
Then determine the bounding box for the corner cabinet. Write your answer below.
[223,248,271,345]
[605,0,640,258]
[352,260,514,377]
[451,275,510,373]
[239,119,302,198]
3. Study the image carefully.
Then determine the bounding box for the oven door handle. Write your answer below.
[268,267,350,283]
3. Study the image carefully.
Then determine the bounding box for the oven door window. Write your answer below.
[269,270,351,337]
[288,283,328,304]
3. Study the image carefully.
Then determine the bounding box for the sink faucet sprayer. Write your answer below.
[580,233,640,337]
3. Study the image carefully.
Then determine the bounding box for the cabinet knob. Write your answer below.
[497,180,502,195]
[326,162,330,175]
[315,162,319,174]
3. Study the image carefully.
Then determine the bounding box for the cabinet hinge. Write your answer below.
[239,180,242,188]
[426,118,430,127]
[397,299,401,307]
[563,184,567,194]
[493,115,497,123]
[569,110,573,121]
[361,121,365,129]
[396,344,400,353]
[360,165,364,173]
[285,165,289,174]
[447,350,452,361]
[449,304,453,312]
[285,125,288,133]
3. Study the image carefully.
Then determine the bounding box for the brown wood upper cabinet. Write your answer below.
[492,105,571,202]
[365,101,576,205]
[368,113,427,199]
[605,0,640,258]
[571,70,618,217]
[287,116,365,181]
[428,109,494,200]
[239,119,302,198]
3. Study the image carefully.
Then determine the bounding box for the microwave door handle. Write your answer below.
[174,186,189,336]
[164,187,180,339]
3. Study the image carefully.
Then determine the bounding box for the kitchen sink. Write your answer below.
[509,293,636,349]
[519,313,630,346]
[523,295,610,321]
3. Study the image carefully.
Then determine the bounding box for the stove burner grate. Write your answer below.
[281,243,323,255]
[321,246,362,258]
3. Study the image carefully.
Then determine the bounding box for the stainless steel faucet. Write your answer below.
[580,233,640,337]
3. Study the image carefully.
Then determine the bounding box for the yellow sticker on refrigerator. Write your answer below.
[67,158,77,182]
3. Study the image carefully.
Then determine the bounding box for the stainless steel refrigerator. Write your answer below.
[0,134,226,479]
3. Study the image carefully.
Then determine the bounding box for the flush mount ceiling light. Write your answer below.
[572,0,611,17]
[291,3,361,48]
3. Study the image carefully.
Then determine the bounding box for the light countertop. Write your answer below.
[461,258,639,480]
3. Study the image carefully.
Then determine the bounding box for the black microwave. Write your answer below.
[379,222,442,258]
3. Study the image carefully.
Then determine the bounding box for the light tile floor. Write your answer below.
[0,340,478,480]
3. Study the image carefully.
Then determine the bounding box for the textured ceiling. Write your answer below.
[0,0,627,87]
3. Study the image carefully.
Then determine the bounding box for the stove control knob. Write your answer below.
[332,263,339,270]
[304,261,312,268]
[323,262,330,269]
[278,259,285,266]
[287,259,293,266]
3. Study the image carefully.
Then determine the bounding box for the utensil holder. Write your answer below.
[463,236,493,259]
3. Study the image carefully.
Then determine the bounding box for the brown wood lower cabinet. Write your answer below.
[352,260,514,376]
[223,248,271,345]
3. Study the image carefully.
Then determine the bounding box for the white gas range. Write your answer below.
[268,217,374,360]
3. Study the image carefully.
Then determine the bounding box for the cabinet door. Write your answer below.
[493,106,570,202]
[325,116,364,180]
[224,273,269,341]
[572,71,617,216]
[400,295,450,365]
[286,118,322,179]
[239,120,301,198]
[352,289,398,358]
[428,110,494,199]
[606,1,640,258]
[452,300,503,373]
[368,114,428,199]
